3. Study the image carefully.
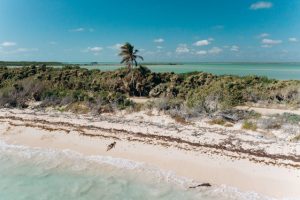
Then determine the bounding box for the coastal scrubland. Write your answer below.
[0,65,299,112]
[1,64,299,136]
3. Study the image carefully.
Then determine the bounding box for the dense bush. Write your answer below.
[0,65,299,114]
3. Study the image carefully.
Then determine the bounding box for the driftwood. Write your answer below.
[106,141,116,151]
[189,183,211,189]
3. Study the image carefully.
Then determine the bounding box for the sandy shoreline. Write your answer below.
[0,108,299,199]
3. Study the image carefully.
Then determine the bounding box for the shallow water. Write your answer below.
[77,63,300,80]
[0,140,275,200]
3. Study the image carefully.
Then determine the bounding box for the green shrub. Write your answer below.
[242,121,257,131]
[281,113,300,124]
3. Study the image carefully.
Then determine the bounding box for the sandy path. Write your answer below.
[236,106,300,115]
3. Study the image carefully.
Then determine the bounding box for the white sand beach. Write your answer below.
[0,108,299,199]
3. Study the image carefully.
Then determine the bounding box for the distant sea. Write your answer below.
[0,140,272,200]
[69,62,300,80]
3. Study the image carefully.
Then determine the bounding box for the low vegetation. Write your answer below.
[1,62,300,138]
[257,113,300,130]
[208,118,226,126]
[242,121,257,131]
[291,134,300,142]
[0,64,299,116]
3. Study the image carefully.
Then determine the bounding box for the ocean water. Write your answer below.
[0,140,276,200]
[76,63,300,80]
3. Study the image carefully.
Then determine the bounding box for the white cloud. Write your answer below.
[156,46,163,49]
[88,46,103,52]
[195,50,207,55]
[258,33,270,38]
[108,43,122,50]
[16,48,38,52]
[262,38,282,45]
[86,46,103,55]
[176,44,189,54]
[69,27,94,32]
[193,40,210,47]
[69,27,85,32]
[250,1,273,10]
[261,44,272,48]
[230,45,240,51]
[1,41,17,47]
[208,47,222,55]
[154,38,164,43]
[261,38,282,48]
[289,37,298,42]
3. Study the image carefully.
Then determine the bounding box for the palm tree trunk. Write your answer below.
[131,61,134,96]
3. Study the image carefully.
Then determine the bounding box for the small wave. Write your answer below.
[0,139,291,200]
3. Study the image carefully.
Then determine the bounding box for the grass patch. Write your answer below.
[208,118,226,126]
[171,114,189,125]
[282,113,300,124]
[242,120,257,131]
[247,111,262,120]
[66,102,90,114]
[224,123,234,127]
[258,118,281,130]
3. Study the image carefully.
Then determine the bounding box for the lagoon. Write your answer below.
[74,62,300,80]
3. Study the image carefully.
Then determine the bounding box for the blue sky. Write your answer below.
[0,0,299,62]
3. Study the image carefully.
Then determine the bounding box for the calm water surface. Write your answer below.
[0,141,273,200]
[77,63,300,80]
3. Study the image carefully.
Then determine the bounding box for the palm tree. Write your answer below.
[119,43,143,69]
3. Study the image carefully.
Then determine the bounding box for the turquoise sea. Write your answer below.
[74,63,300,80]
[0,140,273,200]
